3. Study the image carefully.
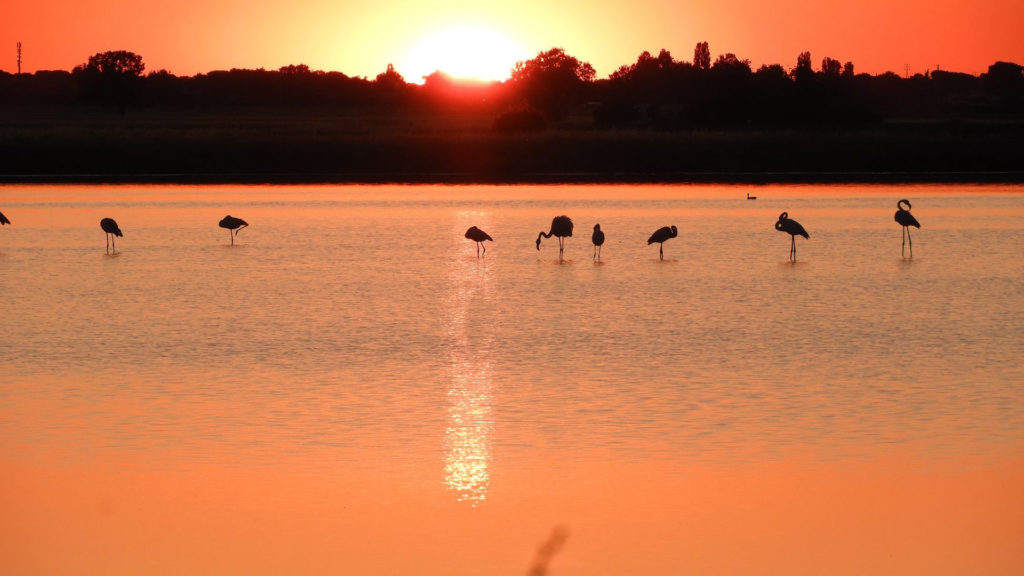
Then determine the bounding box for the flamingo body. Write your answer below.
[219,215,248,245]
[465,226,493,256]
[775,212,808,261]
[536,215,574,259]
[591,223,605,260]
[647,225,678,260]
[100,217,123,253]
[894,199,920,257]
[0,210,10,225]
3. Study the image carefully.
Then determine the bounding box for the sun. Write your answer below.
[401,26,527,83]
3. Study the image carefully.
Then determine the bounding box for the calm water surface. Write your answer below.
[1,184,1022,574]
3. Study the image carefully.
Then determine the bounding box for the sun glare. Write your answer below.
[401,26,527,83]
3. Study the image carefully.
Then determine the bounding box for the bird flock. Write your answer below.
[465,199,920,262]
[0,200,921,260]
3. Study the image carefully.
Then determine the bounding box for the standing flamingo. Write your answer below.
[464,226,493,256]
[100,217,123,253]
[536,216,573,260]
[647,225,677,260]
[775,212,808,261]
[0,210,9,225]
[591,223,605,260]
[894,199,920,258]
[219,215,248,245]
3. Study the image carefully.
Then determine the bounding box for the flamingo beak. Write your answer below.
[535,238,541,251]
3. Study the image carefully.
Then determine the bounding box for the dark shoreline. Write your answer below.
[2,170,1023,185]
[3,106,1022,185]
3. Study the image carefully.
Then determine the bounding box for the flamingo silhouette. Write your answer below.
[219,215,248,245]
[894,199,920,258]
[591,224,605,260]
[647,225,677,260]
[747,193,757,200]
[100,218,123,253]
[536,215,573,260]
[775,212,808,261]
[0,210,9,225]
[464,226,493,256]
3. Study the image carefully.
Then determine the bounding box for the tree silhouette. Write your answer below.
[694,41,711,70]
[79,50,146,76]
[821,57,842,77]
[375,63,405,88]
[509,48,595,120]
[72,50,146,114]
[792,51,815,84]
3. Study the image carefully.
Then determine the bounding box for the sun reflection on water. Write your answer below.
[443,213,495,504]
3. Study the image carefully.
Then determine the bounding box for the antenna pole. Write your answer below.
[16,42,22,75]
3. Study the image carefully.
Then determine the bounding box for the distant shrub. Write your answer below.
[492,105,548,133]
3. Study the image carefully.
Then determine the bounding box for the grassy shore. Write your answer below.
[2,106,1022,183]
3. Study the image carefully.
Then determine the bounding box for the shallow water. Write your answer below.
[1,183,1022,574]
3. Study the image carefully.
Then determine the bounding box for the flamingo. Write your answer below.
[647,225,677,260]
[747,193,757,200]
[775,212,808,261]
[100,218,123,253]
[0,210,9,225]
[591,223,605,260]
[894,199,920,258]
[464,226,493,256]
[219,215,248,245]
[536,215,573,260]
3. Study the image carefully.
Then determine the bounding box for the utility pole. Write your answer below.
[17,42,22,75]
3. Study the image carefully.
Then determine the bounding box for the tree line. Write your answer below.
[1,44,1021,130]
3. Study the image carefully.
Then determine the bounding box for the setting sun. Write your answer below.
[400,26,528,83]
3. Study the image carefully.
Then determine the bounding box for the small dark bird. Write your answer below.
[100,217,123,253]
[747,193,757,200]
[0,210,10,225]
[219,215,248,245]
[647,225,678,260]
[775,212,809,261]
[464,226,493,256]
[536,215,574,260]
[591,223,605,260]
[894,199,920,258]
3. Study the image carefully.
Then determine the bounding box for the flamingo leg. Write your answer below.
[106,233,110,253]
[907,227,913,258]
[659,244,664,260]
[901,226,906,257]
[790,236,796,261]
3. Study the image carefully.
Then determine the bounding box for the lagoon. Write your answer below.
[1,183,1022,574]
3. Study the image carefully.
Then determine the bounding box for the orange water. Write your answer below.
[1,183,1022,574]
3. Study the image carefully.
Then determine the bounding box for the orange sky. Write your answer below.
[3,0,1022,79]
